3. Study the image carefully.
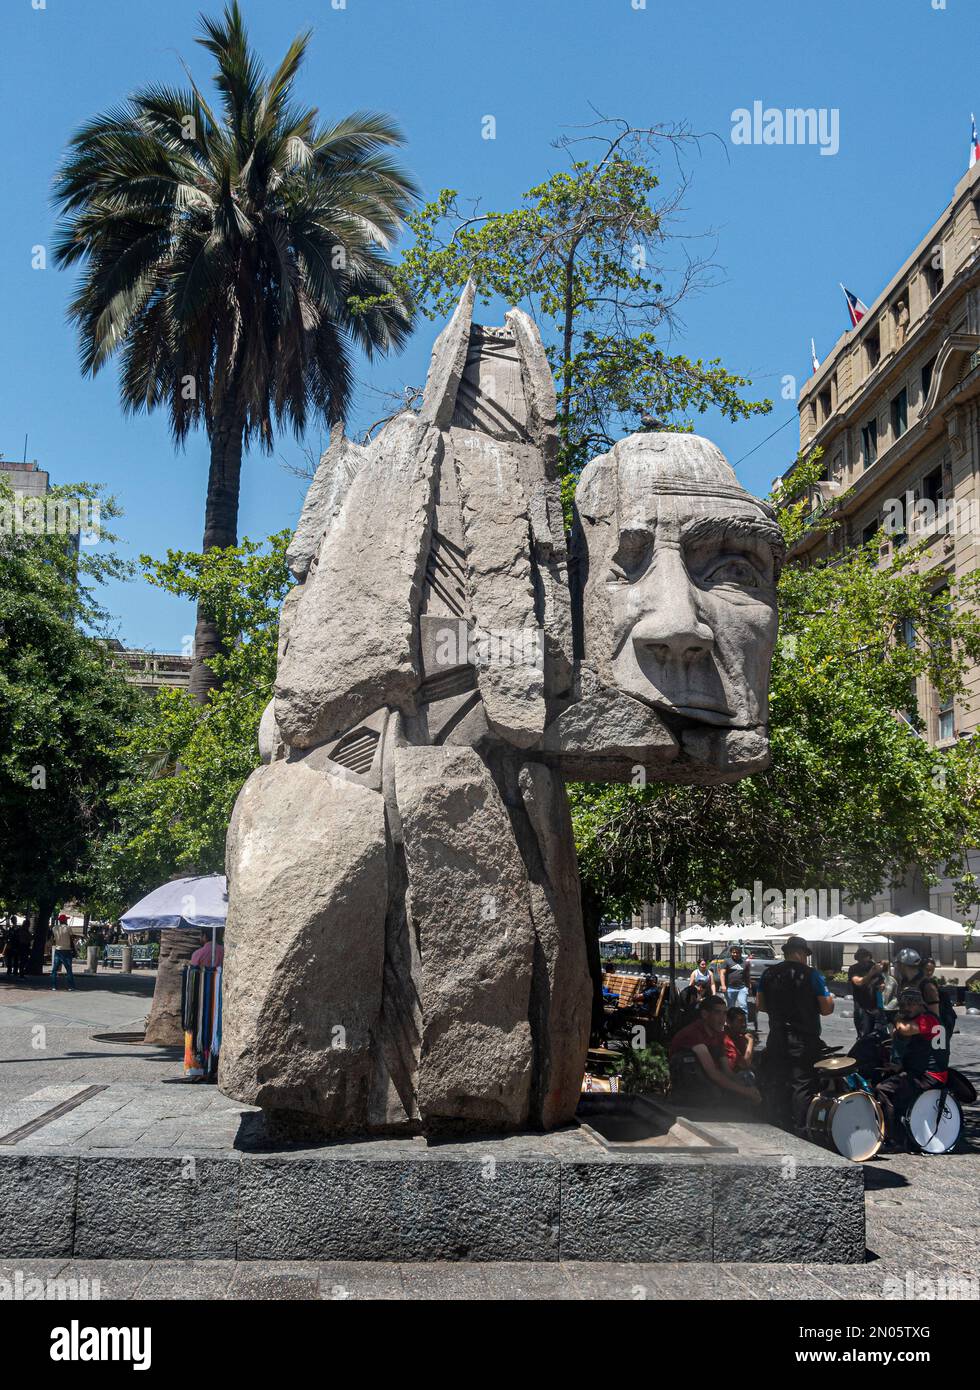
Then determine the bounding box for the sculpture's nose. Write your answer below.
[631,549,714,663]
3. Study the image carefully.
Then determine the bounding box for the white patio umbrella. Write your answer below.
[598,927,641,943]
[855,911,900,933]
[884,909,968,937]
[703,924,756,942]
[819,914,860,938]
[825,925,891,945]
[632,927,673,945]
[121,874,227,965]
[599,926,672,952]
[766,916,831,941]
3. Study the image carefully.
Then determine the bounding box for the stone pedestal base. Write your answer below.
[0,1087,864,1264]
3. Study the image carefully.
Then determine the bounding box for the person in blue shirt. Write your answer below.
[756,935,834,1132]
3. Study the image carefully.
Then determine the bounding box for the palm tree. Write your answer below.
[53,3,416,1044]
[53,1,416,702]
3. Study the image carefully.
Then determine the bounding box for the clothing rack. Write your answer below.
[180,963,223,1078]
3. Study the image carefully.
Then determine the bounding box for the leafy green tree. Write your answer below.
[397,120,770,480]
[93,532,290,906]
[0,478,139,966]
[571,454,980,942]
[90,532,291,1040]
[52,1,416,700]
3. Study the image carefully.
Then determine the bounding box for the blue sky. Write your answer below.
[3,0,978,650]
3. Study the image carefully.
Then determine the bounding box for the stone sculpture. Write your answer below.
[219,282,784,1137]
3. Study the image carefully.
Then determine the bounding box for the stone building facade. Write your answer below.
[103,639,192,695]
[789,161,980,947]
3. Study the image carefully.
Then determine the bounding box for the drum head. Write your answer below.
[830,1091,884,1162]
[908,1089,961,1154]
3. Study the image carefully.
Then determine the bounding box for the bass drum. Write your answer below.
[904,1088,962,1155]
[806,1090,884,1162]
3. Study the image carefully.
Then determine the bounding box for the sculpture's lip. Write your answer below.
[654,699,736,726]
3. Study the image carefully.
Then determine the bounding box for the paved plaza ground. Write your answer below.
[1,969,977,1300]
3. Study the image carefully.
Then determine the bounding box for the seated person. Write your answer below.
[600,967,617,1003]
[640,973,663,1014]
[673,984,702,1032]
[669,996,761,1107]
[725,1006,755,1072]
[874,987,949,1142]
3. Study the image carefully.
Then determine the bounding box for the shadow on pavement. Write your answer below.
[0,973,156,1000]
[863,1165,911,1190]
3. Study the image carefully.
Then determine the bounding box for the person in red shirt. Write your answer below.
[725,1006,755,1071]
[669,996,761,1106]
[875,987,949,1141]
[190,939,224,969]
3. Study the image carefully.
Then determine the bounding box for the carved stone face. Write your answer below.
[575,434,783,736]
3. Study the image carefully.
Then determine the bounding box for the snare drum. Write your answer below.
[904,1087,962,1155]
[806,1090,885,1162]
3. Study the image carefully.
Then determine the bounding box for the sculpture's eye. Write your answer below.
[702,554,762,588]
[607,533,652,585]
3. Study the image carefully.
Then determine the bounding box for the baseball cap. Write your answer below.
[782,935,812,956]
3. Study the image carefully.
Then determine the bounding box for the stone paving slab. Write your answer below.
[0,1257,976,1300]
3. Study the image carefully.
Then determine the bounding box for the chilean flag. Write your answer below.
[841,283,869,327]
[971,114,980,169]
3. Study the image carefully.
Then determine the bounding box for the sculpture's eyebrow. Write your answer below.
[681,514,784,554]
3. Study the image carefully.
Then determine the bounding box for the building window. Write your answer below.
[902,618,917,648]
[865,326,881,374]
[818,387,832,423]
[921,356,936,402]
[922,464,943,508]
[890,386,908,440]
[938,698,954,742]
[862,520,879,548]
[861,417,878,468]
[924,258,945,300]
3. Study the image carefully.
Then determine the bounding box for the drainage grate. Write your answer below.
[0,1085,108,1146]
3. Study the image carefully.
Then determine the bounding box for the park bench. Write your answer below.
[101,944,157,969]
[603,973,644,1008]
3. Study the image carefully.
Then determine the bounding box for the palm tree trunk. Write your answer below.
[147,404,244,1046]
[29,895,57,976]
[144,926,203,1046]
[188,402,245,703]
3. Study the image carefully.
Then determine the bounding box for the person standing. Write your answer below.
[50,915,76,991]
[1,917,14,977]
[190,938,224,969]
[13,919,31,978]
[689,958,715,998]
[756,935,834,1132]
[721,945,751,1013]
[894,949,942,1022]
[847,947,883,1036]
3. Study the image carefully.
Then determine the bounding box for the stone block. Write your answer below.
[237,1148,560,1262]
[73,1154,240,1260]
[0,1155,77,1258]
